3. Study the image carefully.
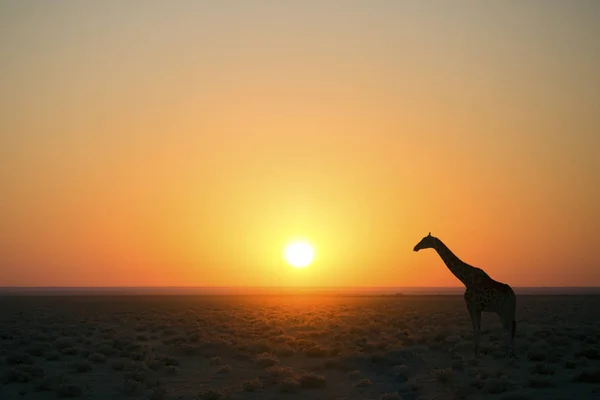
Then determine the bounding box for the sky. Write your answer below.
[1,1,599,288]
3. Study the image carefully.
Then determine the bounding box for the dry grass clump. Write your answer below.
[242,377,263,392]
[61,347,79,356]
[45,351,61,361]
[354,377,372,388]
[298,371,327,388]
[528,376,555,388]
[393,364,410,382]
[88,352,106,363]
[56,381,84,398]
[381,392,403,400]
[500,392,531,400]
[6,352,35,365]
[197,388,223,400]
[529,361,555,375]
[482,377,513,394]
[255,352,279,368]
[216,364,231,374]
[303,345,328,358]
[148,387,168,400]
[157,355,179,366]
[3,366,41,383]
[573,368,600,383]
[71,361,93,373]
[275,344,295,357]
[347,370,362,381]
[575,346,600,360]
[526,346,547,362]
[279,377,301,393]
[122,378,144,396]
[164,365,178,375]
[434,368,454,383]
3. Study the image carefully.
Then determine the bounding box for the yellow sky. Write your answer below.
[1,1,599,287]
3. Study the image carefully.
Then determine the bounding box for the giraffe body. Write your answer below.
[413,233,517,358]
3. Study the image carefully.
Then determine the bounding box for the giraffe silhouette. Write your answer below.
[413,233,516,358]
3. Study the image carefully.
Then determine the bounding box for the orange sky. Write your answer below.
[1,2,599,287]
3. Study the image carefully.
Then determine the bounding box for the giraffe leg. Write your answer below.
[499,301,517,358]
[468,306,481,358]
[499,312,512,358]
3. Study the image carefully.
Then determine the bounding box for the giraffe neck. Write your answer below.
[432,238,474,287]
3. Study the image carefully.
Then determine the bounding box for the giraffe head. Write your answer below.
[413,232,436,252]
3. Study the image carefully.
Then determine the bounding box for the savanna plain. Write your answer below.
[1,294,599,400]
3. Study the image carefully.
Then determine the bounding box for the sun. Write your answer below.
[283,240,314,268]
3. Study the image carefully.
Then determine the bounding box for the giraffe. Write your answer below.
[413,233,516,358]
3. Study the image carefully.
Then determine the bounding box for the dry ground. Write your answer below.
[0,294,599,400]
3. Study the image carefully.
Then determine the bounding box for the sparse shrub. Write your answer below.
[298,372,327,388]
[347,370,362,381]
[123,378,143,396]
[275,345,295,357]
[435,368,454,383]
[526,348,546,361]
[4,367,34,383]
[261,364,295,383]
[574,368,600,383]
[56,383,83,398]
[88,352,106,363]
[279,377,300,393]
[530,362,555,375]
[124,370,146,382]
[6,353,34,365]
[381,392,403,400]
[370,353,391,365]
[198,389,222,400]
[54,338,74,350]
[500,391,531,400]
[80,349,91,358]
[216,364,231,374]
[45,351,60,361]
[451,359,464,371]
[483,377,511,394]
[255,352,279,368]
[576,347,600,360]
[304,346,328,358]
[165,365,178,375]
[129,351,144,361]
[393,364,409,382]
[149,387,168,400]
[147,359,163,371]
[209,356,222,365]
[111,360,126,371]
[354,378,372,388]
[34,376,54,392]
[61,347,79,356]
[528,376,555,388]
[27,345,45,357]
[72,361,93,373]
[159,356,179,366]
[243,378,262,392]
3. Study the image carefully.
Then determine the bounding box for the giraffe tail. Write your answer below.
[511,320,516,340]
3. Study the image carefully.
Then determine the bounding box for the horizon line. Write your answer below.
[2,285,600,288]
[0,285,600,289]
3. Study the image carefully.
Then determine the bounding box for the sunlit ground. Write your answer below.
[0,295,599,400]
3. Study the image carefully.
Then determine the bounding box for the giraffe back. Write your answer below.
[465,268,514,312]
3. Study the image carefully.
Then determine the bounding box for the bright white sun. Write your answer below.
[284,240,314,268]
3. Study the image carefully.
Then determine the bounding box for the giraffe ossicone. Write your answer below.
[413,233,517,358]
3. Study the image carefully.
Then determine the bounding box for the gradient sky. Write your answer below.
[1,1,599,287]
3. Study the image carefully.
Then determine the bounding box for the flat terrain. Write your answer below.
[0,295,599,400]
